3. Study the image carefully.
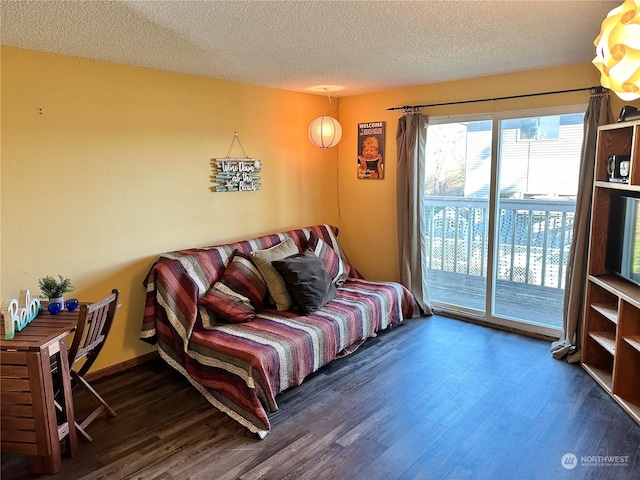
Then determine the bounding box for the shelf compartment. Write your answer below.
[618,300,640,339]
[585,281,619,337]
[589,331,616,355]
[624,336,640,353]
[583,333,615,382]
[582,363,613,393]
[595,126,633,183]
[591,303,618,324]
[589,274,640,310]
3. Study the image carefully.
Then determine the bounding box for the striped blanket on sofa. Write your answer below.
[140,224,416,437]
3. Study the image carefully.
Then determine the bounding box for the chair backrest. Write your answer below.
[67,289,119,376]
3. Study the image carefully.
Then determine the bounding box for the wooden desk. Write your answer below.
[1,308,79,474]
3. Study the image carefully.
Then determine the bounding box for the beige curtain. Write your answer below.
[551,88,612,362]
[396,113,433,316]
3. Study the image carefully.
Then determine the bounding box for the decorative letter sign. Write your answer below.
[212,158,262,192]
[1,290,41,339]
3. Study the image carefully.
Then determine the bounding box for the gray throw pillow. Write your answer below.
[272,249,336,314]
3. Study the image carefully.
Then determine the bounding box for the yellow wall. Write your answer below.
[336,63,640,281]
[0,47,340,370]
[3,47,639,373]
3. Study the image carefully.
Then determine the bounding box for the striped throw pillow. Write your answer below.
[198,252,267,323]
[306,232,349,286]
[198,288,255,324]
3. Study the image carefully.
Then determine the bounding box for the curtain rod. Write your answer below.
[386,86,606,111]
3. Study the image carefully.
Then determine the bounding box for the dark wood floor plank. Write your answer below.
[2,314,639,480]
[352,416,449,480]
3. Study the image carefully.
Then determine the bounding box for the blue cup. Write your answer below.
[65,299,79,311]
[48,302,62,315]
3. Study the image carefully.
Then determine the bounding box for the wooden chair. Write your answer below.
[66,289,120,442]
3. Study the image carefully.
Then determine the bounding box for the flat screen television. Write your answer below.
[606,195,640,286]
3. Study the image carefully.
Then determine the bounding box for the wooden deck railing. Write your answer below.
[424,196,575,289]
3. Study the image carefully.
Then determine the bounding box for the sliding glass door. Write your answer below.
[424,108,585,336]
[424,120,491,315]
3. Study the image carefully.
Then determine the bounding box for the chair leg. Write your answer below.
[51,345,78,456]
[75,422,93,442]
[69,370,116,442]
[71,371,117,417]
[58,392,100,443]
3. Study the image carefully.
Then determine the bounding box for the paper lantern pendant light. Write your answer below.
[593,0,640,101]
[309,88,342,148]
[308,114,342,148]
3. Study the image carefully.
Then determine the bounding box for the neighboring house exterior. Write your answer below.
[465,113,585,198]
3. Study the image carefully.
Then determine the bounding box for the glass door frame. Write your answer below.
[427,104,587,339]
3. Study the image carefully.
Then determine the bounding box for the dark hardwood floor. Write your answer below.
[2,315,639,480]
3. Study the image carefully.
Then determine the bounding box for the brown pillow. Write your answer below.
[272,249,336,314]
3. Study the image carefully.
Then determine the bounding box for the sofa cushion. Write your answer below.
[215,252,267,309]
[197,252,267,324]
[250,238,300,311]
[306,231,349,286]
[198,288,255,324]
[272,249,336,314]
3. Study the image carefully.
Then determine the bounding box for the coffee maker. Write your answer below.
[608,154,631,183]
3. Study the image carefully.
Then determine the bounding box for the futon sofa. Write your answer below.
[140,224,416,438]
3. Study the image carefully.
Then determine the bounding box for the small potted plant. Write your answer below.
[38,275,74,307]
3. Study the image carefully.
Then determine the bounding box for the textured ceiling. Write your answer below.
[0,0,620,97]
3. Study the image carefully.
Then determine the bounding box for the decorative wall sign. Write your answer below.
[211,132,262,192]
[357,121,385,179]
[211,158,262,192]
[1,290,41,340]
